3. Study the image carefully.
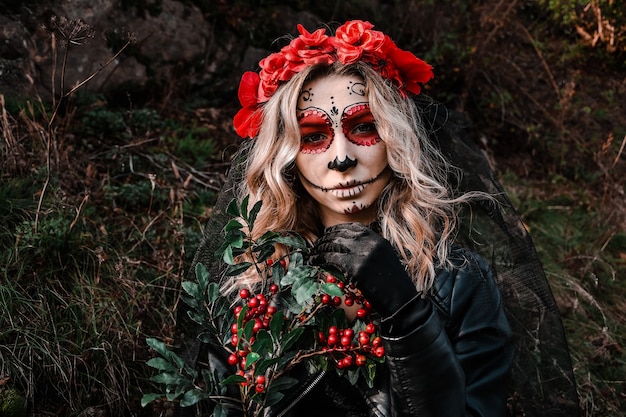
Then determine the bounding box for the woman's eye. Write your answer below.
[297,110,334,153]
[302,133,327,144]
[300,131,333,153]
[351,123,377,135]
[344,122,380,146]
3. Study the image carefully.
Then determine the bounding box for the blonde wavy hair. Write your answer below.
[232,62,475,292]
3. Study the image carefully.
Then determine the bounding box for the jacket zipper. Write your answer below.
[272,370,327,417]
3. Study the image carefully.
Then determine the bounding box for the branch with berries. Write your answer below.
[142,197,385,417]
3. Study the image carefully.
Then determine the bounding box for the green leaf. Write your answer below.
[180,389,211,407]
[221,374,247,385]
[187,310,208,327]
[289,251,304,267]
[240,195,250,221]
[248,199,262,228]
[141,393,162,407]
[320,282,343,297]
[256,230,281,245]
[245,352,260,369]
[272,234,309,250]
[195,262,211,293]
[146,357,177,372]
[280,327,304,352]
[366,362,377,388]
[269,311,285,340]
[271,261,285,283]
[169,350,195,375]
[243,318,256,341]
[207,282,221,303]
[255,358,279,376]
[255,243,276,262]
[226,198,240,217]
[146,337,170,358]
[225,230,245,248]
[181,294,201,311]
[225,262,253,276]
[276,350,297,368]
[346,367,360,385]
[223,245,235,265]
[293,278,318,305]
[150,372,188,385]
[212,297,231,320]
[182,281,201,300]
[236,305,248,335]
[282,295,304,315]
[252,330,273,355]
[282,264,316,288]
[225,219,244,232]
[213,403,228,417]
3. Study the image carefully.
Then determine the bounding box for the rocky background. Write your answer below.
[2,0,321,108]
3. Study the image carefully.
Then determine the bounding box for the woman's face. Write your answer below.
[295,74,392,227]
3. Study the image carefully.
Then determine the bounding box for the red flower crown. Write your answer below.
[233,20,434,139]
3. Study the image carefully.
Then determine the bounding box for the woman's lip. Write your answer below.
[299,165,391,192]
[330,183,366,198]
[331,180,362,190]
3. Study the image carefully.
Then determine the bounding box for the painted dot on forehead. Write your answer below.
[299,87,314,104]
[347,80,366,97]
[329,96,339,127]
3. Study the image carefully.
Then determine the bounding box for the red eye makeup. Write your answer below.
[298,109,334,154]
[341,103,381,146]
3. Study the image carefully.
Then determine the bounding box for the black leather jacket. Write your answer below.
[198,246,514,417]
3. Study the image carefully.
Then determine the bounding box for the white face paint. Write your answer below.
[295,74,391,227]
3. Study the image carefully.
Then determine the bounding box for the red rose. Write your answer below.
[237,71,260,108]
[233,72,263,138]
[232,20,434,139]
[333,20,385,64]
[283,25,335,67]
[259,53,288,101]
[233,107,262,139]
[386,46,434,95]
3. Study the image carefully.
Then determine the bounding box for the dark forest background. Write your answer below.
[0,0,625,416]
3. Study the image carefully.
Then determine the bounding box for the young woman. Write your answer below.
[182,20,577,417]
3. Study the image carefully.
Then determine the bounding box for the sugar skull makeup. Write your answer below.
[295,74,391,227]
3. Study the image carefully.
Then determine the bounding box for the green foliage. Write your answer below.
[79,107,128,139]
[144,198,382,414]
[128,108,163,133]
[0,388,27,417]
[163,122,216,168]
[1,98,204,415]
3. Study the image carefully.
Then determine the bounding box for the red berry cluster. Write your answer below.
[226,283,280,392]
[225,268,384,391]
[318,275,385,369]
[320,275,373,318]
[318,323,385,369]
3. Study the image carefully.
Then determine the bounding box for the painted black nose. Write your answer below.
[328,156,358,172]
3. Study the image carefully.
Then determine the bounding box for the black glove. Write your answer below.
[309,222,426,321]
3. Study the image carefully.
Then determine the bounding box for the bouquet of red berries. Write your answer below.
[143,197,384,416]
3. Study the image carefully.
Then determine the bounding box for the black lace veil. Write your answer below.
[179,96,580,417]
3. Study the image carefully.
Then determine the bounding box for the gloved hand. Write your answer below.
[309,222,427,321]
